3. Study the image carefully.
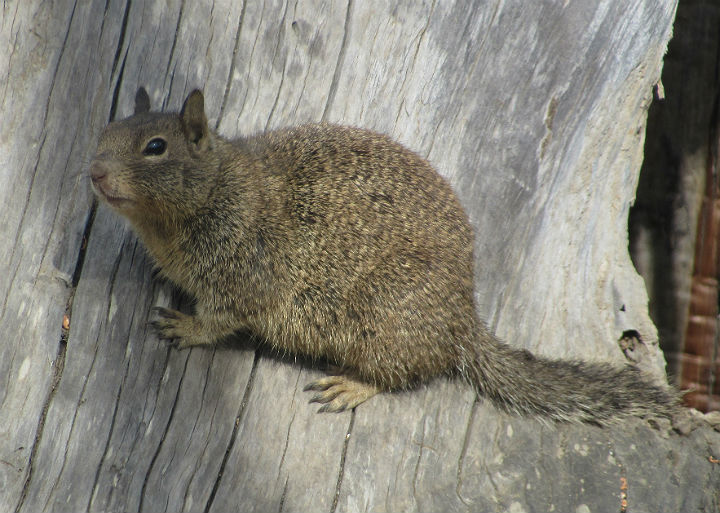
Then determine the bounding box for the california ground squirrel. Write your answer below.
[89,88,678,424]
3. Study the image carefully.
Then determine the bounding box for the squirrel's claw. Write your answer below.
[149,307,190,347]
[148,307,218,350]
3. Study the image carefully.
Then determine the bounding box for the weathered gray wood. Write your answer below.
[0,0,128,508]
[2,1,719,513]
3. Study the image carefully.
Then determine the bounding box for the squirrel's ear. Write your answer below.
[181,89,209,152]
[134,87,151,114]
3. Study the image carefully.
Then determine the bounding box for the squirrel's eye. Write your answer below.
[143,137,167,156]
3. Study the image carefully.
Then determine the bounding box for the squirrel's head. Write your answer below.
[90,88,218,224]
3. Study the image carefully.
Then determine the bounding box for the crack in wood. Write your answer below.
[107,1,133,122]
[180,354,220,513]
[330,409,355,513]
[265,53,288,132]
[43,362,93,509]
[321,0,352,122]
[264,0,291,131]
[71,206,97,289]
[410,414,427,507]
[277,476,289,513]
[203,351,260,513]
[138,351,192,513]
[277,410,295,481]
[394,0,436,131]
[109,49,129,123]
[217,1,246,130]
[13,334,67,513]
[455,396,478,506]
[162,0,185,102]
[86,337,133,511]
[110,0,131,78]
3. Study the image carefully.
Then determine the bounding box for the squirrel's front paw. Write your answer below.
[150,307,203,349]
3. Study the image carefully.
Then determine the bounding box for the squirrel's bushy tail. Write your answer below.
[459,329,679,426]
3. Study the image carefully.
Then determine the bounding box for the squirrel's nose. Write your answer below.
[89,161,108,184]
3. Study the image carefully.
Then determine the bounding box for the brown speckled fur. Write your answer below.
[89,89,679,423]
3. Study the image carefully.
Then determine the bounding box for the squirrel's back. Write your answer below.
[246,123,473,275]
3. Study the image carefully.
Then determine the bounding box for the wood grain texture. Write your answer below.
[1,1,718,512]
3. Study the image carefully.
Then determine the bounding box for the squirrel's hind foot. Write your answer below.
[304,373,380,413]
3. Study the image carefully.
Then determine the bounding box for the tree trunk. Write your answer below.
[1,1,718,512]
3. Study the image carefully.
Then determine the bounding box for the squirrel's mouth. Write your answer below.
[91,181,133,208]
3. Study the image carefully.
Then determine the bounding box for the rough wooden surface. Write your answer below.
[1,1,719,512]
